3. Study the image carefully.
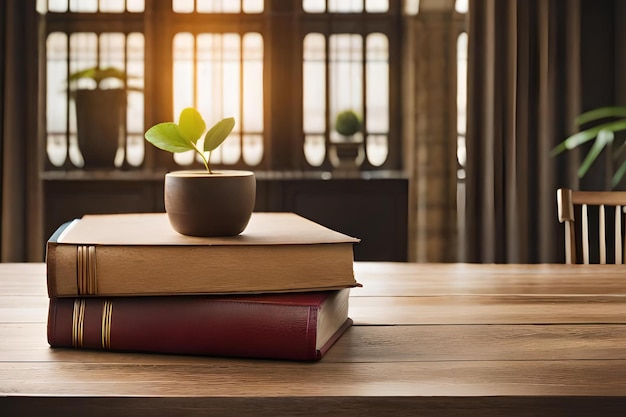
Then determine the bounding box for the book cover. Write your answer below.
[46,212,360,297]
[47,289,352,361]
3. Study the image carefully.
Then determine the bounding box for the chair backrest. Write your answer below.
[557,188,626,264]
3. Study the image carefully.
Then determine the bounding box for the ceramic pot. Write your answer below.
[164,170,256,237]
[75,89,125,168]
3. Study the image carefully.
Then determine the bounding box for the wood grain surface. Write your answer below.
[1,262,626,416]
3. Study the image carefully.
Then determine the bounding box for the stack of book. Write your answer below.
[45,212,360,361]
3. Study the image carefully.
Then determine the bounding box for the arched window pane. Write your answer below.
[60,0,144,12]
[173,32,263,167]
[69,0,97,12]
[100,0,125,13]
[366,135,388,166]
[99,34,125,89]
[197,0,240,13]
[126,33,145,166]
[457,32,468,170]
[173,33,195,166]
[366,33,389,166]
[173,0,194,13]
[304,135,326,167]
[404,0,419,15]
[221,34,242,125]
[329,0,363,13]
[127,0,145,12]
[303,33,326,134]
[46,32,68,166]
[243,134,263,165]
[303,0,325,13]
[242,33,264,133]
[44,0,68,12]
[455,0,468,14]
[329,34,363,142]
[365,0,388,13]
[242,0,263,13]
[173,33,195,118]
[173,0,262,13]
[366,33,388,133]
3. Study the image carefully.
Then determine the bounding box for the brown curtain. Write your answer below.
[1,0,41,262]
[465,0,583,263]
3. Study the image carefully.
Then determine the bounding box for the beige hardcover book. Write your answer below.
[46,212,360,297]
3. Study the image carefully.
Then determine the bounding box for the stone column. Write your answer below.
[403,8,462,262]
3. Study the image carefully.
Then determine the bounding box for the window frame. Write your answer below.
[41,0,404,172]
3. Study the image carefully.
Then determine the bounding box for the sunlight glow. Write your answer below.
[173,32,264,167]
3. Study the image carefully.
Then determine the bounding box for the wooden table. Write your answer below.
[1,262,626,416]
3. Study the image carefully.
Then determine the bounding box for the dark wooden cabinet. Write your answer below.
[43,171,408,261]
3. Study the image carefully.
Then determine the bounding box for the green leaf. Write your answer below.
[144,122,196,153]
[577,129,613,178]
[178,108,206,143]
[204,117,235,152]
[551,129,602,156]
[69,66,127,85]
[575,106,626,126]
[612,160,626,189]
[613,139,626,161]
[550,119,626,156]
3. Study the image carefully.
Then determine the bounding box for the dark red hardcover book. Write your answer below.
[47,289,351,361]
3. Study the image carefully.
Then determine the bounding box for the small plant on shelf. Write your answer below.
[68,66,143,91]
[144,107,235,174]
[334,109,362,137]
[68,66,143,168]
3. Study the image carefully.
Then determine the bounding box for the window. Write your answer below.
[455,0,469,261]
[40,0,403,172]
[171,32,264,167]
[303,32,390,168]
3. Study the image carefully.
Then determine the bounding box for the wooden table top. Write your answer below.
[1,262,626,416]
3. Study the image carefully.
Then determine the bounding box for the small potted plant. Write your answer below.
[334,109,362,138]
[330,109,365,169]
[69,66,140,168]
[144,108,256,237]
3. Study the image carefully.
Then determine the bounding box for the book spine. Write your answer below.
[47,296,322,361]
[46,221,75,298]
[46,242,356,297]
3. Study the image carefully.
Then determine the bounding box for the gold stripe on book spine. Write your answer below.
[76,245,97,295]
[71,299,86,348]
[101,300,113,350]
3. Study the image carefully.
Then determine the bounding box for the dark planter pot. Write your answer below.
[164,170,256,237]
[75,89,125,169]
[329,133,365,169]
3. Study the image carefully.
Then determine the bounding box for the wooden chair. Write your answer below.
[557,188,626,264]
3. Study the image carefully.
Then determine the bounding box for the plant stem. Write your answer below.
[194,145,212,174]
[207,152,213,174]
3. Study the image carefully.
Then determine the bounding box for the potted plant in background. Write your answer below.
[330,109,365,170]
[551,106,626,189]
[144,108,256,237]
[69,66,140,169]
[334,109,363,139]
